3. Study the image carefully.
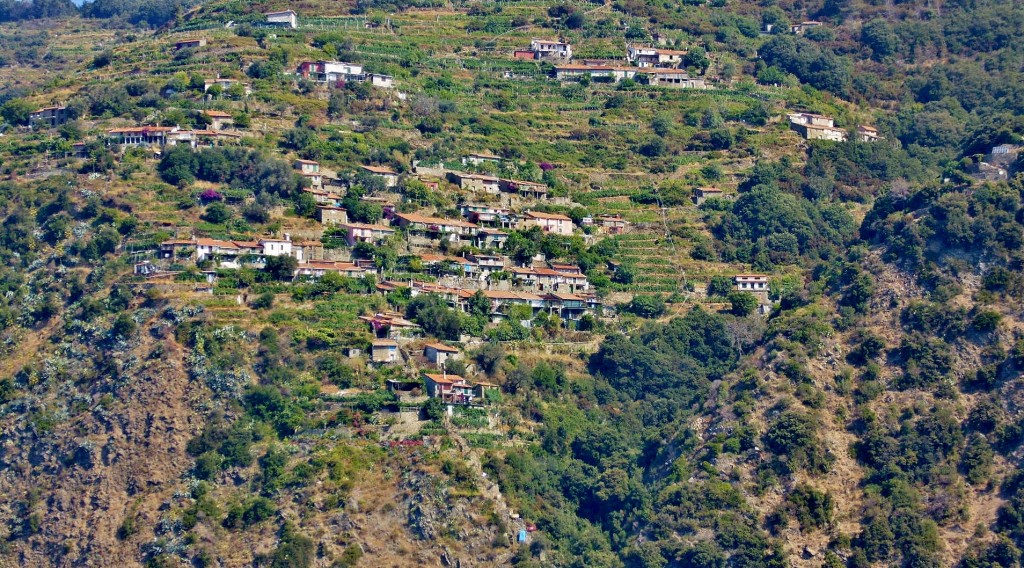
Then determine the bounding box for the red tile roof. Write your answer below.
[423,373,467,385]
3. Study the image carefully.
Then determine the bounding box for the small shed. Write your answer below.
[424,342,461,367]
[371,339,398,363]
[317,205,349,225]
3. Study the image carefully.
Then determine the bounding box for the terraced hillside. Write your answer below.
[0,0,1020,567]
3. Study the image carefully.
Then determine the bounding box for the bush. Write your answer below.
[728,291,759,316]
[764,411,832,472]
[785,485,834,531]
[623,295,666,318]
[250,292,274,310]
[972,310,1002,332]
[224,497,275,529]
[201,202,232,224]
[707,276,733,297]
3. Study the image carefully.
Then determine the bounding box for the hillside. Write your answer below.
[0,0,1020,567]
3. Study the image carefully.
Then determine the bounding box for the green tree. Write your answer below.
[707,276,733,297]
[294,191,317,218]
[158,144,198,186]
[110,313,137,339]
[861,19,898,61]
[1,98,33,126]
[264,255,298,281]
[683,47,710,74]
[624,295,666,318]
[727,291,758,316]
[201,202,232,224]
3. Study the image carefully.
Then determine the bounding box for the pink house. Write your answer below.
[339,222,396,246]
[523,211,573,236]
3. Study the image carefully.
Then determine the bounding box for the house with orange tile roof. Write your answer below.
[394,212,479,239]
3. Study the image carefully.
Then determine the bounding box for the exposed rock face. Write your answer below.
[0,336,202,567]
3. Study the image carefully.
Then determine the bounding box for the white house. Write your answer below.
[297,60,364,83]
[734,274,769,292]
[260,234,297,259]
[531,39,572,60]
[368,74,394,88]
[266,9,298,28]
[626,46,686,67]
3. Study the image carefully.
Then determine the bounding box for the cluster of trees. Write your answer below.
[80,0,194,27]
[405,292,488,341]
[759,35,852,97]
[159,145,307,201]
[707,183,856,269]
[591,307,739,403]
[484,309,785,566]
[0,0,192,26]
[862,181,1024,271]
[0,0,76,22]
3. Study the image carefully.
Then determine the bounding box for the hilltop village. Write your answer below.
[14,7,856,405]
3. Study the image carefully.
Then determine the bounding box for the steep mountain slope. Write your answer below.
[0,0,1019,567]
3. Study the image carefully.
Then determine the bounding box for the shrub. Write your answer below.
[727,291,759,316]
[707,276,732,297]
[972,310,1002,332]
[201,202,232,224]
[785,485,834,531]
[250,292,274,310]
[623,295,666,318]
[764,411,832,472]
